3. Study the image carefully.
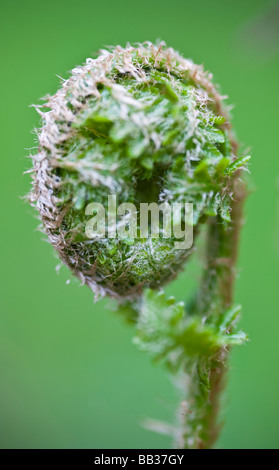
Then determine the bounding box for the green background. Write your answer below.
[1,0,279,449]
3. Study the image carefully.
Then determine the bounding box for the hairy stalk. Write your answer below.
[178,176,246,449]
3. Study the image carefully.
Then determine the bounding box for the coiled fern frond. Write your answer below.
[29,42,250,449]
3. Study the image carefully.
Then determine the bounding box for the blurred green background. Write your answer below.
[1,0,279,449]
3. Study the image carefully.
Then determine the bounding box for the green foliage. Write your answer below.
[133,290,247,372]
[225,155,251,176]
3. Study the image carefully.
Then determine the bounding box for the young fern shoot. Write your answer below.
[29,42,250,449]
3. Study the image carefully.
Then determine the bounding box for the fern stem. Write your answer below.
[179,176,246,449]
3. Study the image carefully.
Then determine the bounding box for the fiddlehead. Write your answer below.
[29,42,250,448]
